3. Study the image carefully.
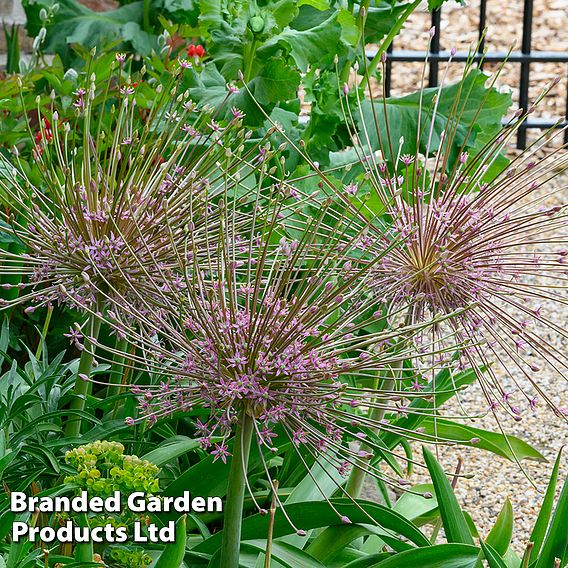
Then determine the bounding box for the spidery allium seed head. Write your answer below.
[87,182,466,523]
[0,58,275,316]
[340,37,568,421]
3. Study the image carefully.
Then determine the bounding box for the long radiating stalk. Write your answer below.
[359,0,421,90]
[64,312,102,438]
[219,412,254,568]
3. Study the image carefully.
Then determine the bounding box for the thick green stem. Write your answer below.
[243,38,257,83]
[64,313,102,438]
[345,377,394,498]
[219,412,254,568]
[108,336,129,398]
[143,0,151,33]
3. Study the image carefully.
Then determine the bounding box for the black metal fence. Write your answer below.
[378,0,568,149]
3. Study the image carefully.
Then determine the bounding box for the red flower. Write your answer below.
[35,118,53,147]
[187,44,205,58]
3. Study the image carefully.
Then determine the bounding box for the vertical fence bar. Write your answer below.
[428,9,442,87]
[478,0,487,70]
[385,42,393,97]
[518,0,534,148]
[565,68,568,144]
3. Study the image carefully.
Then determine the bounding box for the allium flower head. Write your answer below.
[342,43,568,421]
[0,61,272,315]
[87,181,464,523]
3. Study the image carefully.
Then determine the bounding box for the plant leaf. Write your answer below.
[486,498,514,555]
[141,435,199,467]
[420,418,546,462]
[355,70,511,168]
[194,499,431,554]
[480,540,509,568]
[374,544,481,567]
[533,469,568,568]
[258,14,342,72]
[243,540,326,568]
[423,447,474,545]
[154,515,187,568]
[527,449,563,563]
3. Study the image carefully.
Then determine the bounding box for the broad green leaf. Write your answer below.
[423,447,474,545]
[486,499,514,555]
[527,449,563,563]
[142,436,199,467]
[363,2,409,44]
[194,499,430,554]
[253,58,301,105]
[154,515,187,568]
[533,472,568,568]
[420,418,546,462]
[356,70,511,167]
[259,14,342,71]
[22,0,153,64]
[480,540,508,568]
[243,540,325,568]
[374,544,481,567]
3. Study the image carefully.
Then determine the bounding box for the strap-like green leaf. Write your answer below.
[374,543,481,567]
[533,470,568,568]
[486,498,513,555]
[422,447,474,544]
[195,499,430,554]
[480,540,509,568]
[526,449,563,563]
[154,515,187,568]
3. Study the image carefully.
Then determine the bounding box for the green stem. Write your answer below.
[64,313,102,439]
[143,0,151,33]
[359,0,421,91]
[264,479,279,568]
[220,412,255,568]
[243,38,258,83]
[35,304,53,360]
[346,310,413,498]
[74,513,93,563]
[108,336,129,398]
[345,377,394,498]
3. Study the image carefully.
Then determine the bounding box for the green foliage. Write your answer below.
[110,546,153,567]
[153,515,187,568]
[23,0,153,66]
[354,69,512,169]
[64,440,160,496]
[0,3,563,568]
[423,447,474,545]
